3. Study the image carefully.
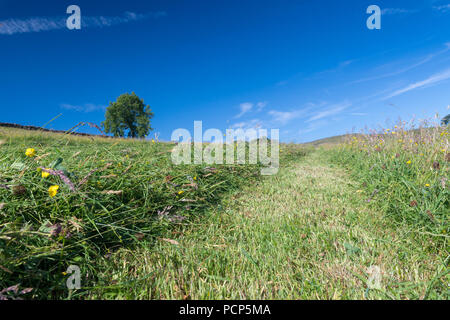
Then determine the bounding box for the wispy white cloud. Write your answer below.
[235,101,268,118]
[306,101,351,122]
[60,103,106,113]
[231,119,262,129]
[0,17,63,35]
[256,101,268,111]
[298,120,329,135]
[313,59,354,78]
[383,68,450,99]
[0,11,166,35]
[339,60,354,67]
[350,44,450,85]
[433,4,450,13]
[268,108,309,124]
[235,102,253,118]
[381,8,418,15]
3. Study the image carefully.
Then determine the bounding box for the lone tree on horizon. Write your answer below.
[102,92,154,138]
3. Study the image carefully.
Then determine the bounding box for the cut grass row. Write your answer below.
[86,149,447,299]
[1,128,295,299]
[1,123,447,299]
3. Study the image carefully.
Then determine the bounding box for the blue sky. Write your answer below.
[1,0,449,142]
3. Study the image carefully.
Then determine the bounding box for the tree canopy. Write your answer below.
[102,92,154,138]
[442,114,450,126]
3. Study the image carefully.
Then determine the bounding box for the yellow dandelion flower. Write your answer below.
[406,160,412,164]
[193,176,197,180]
[48,185,59,197]
[425,184,430,187]
[25,148,36,157]
[178,190,184,195]
[41,169,50,178]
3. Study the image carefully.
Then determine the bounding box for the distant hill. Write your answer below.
[303,133,362,146]
[0,122,110,138]
[1,122,364,145]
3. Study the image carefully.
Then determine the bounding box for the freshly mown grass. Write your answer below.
[0,120,447,300]
[0,127,267,299]
[85,147,447,300]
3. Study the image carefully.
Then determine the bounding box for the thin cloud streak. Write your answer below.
[235,101,267,118]
[433,4,450,13]
[381,8,418,15]
[235,102,253,118]
[306,102,352,122]
[0,11,166,35]
[312,59,355,79]
[256,101,268,111]
[383,68,450,100]
[299,120,328,135]
[60,103,107,113]
[231,119,262,130]
[268,108,311,124]
[349,45,450,85]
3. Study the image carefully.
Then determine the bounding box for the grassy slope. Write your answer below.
[304,134,360,147]
[0,127,261,299]
[89,149,447,299]
[0,126,447,299]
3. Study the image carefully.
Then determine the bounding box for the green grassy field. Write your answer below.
[0,123,448,300]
